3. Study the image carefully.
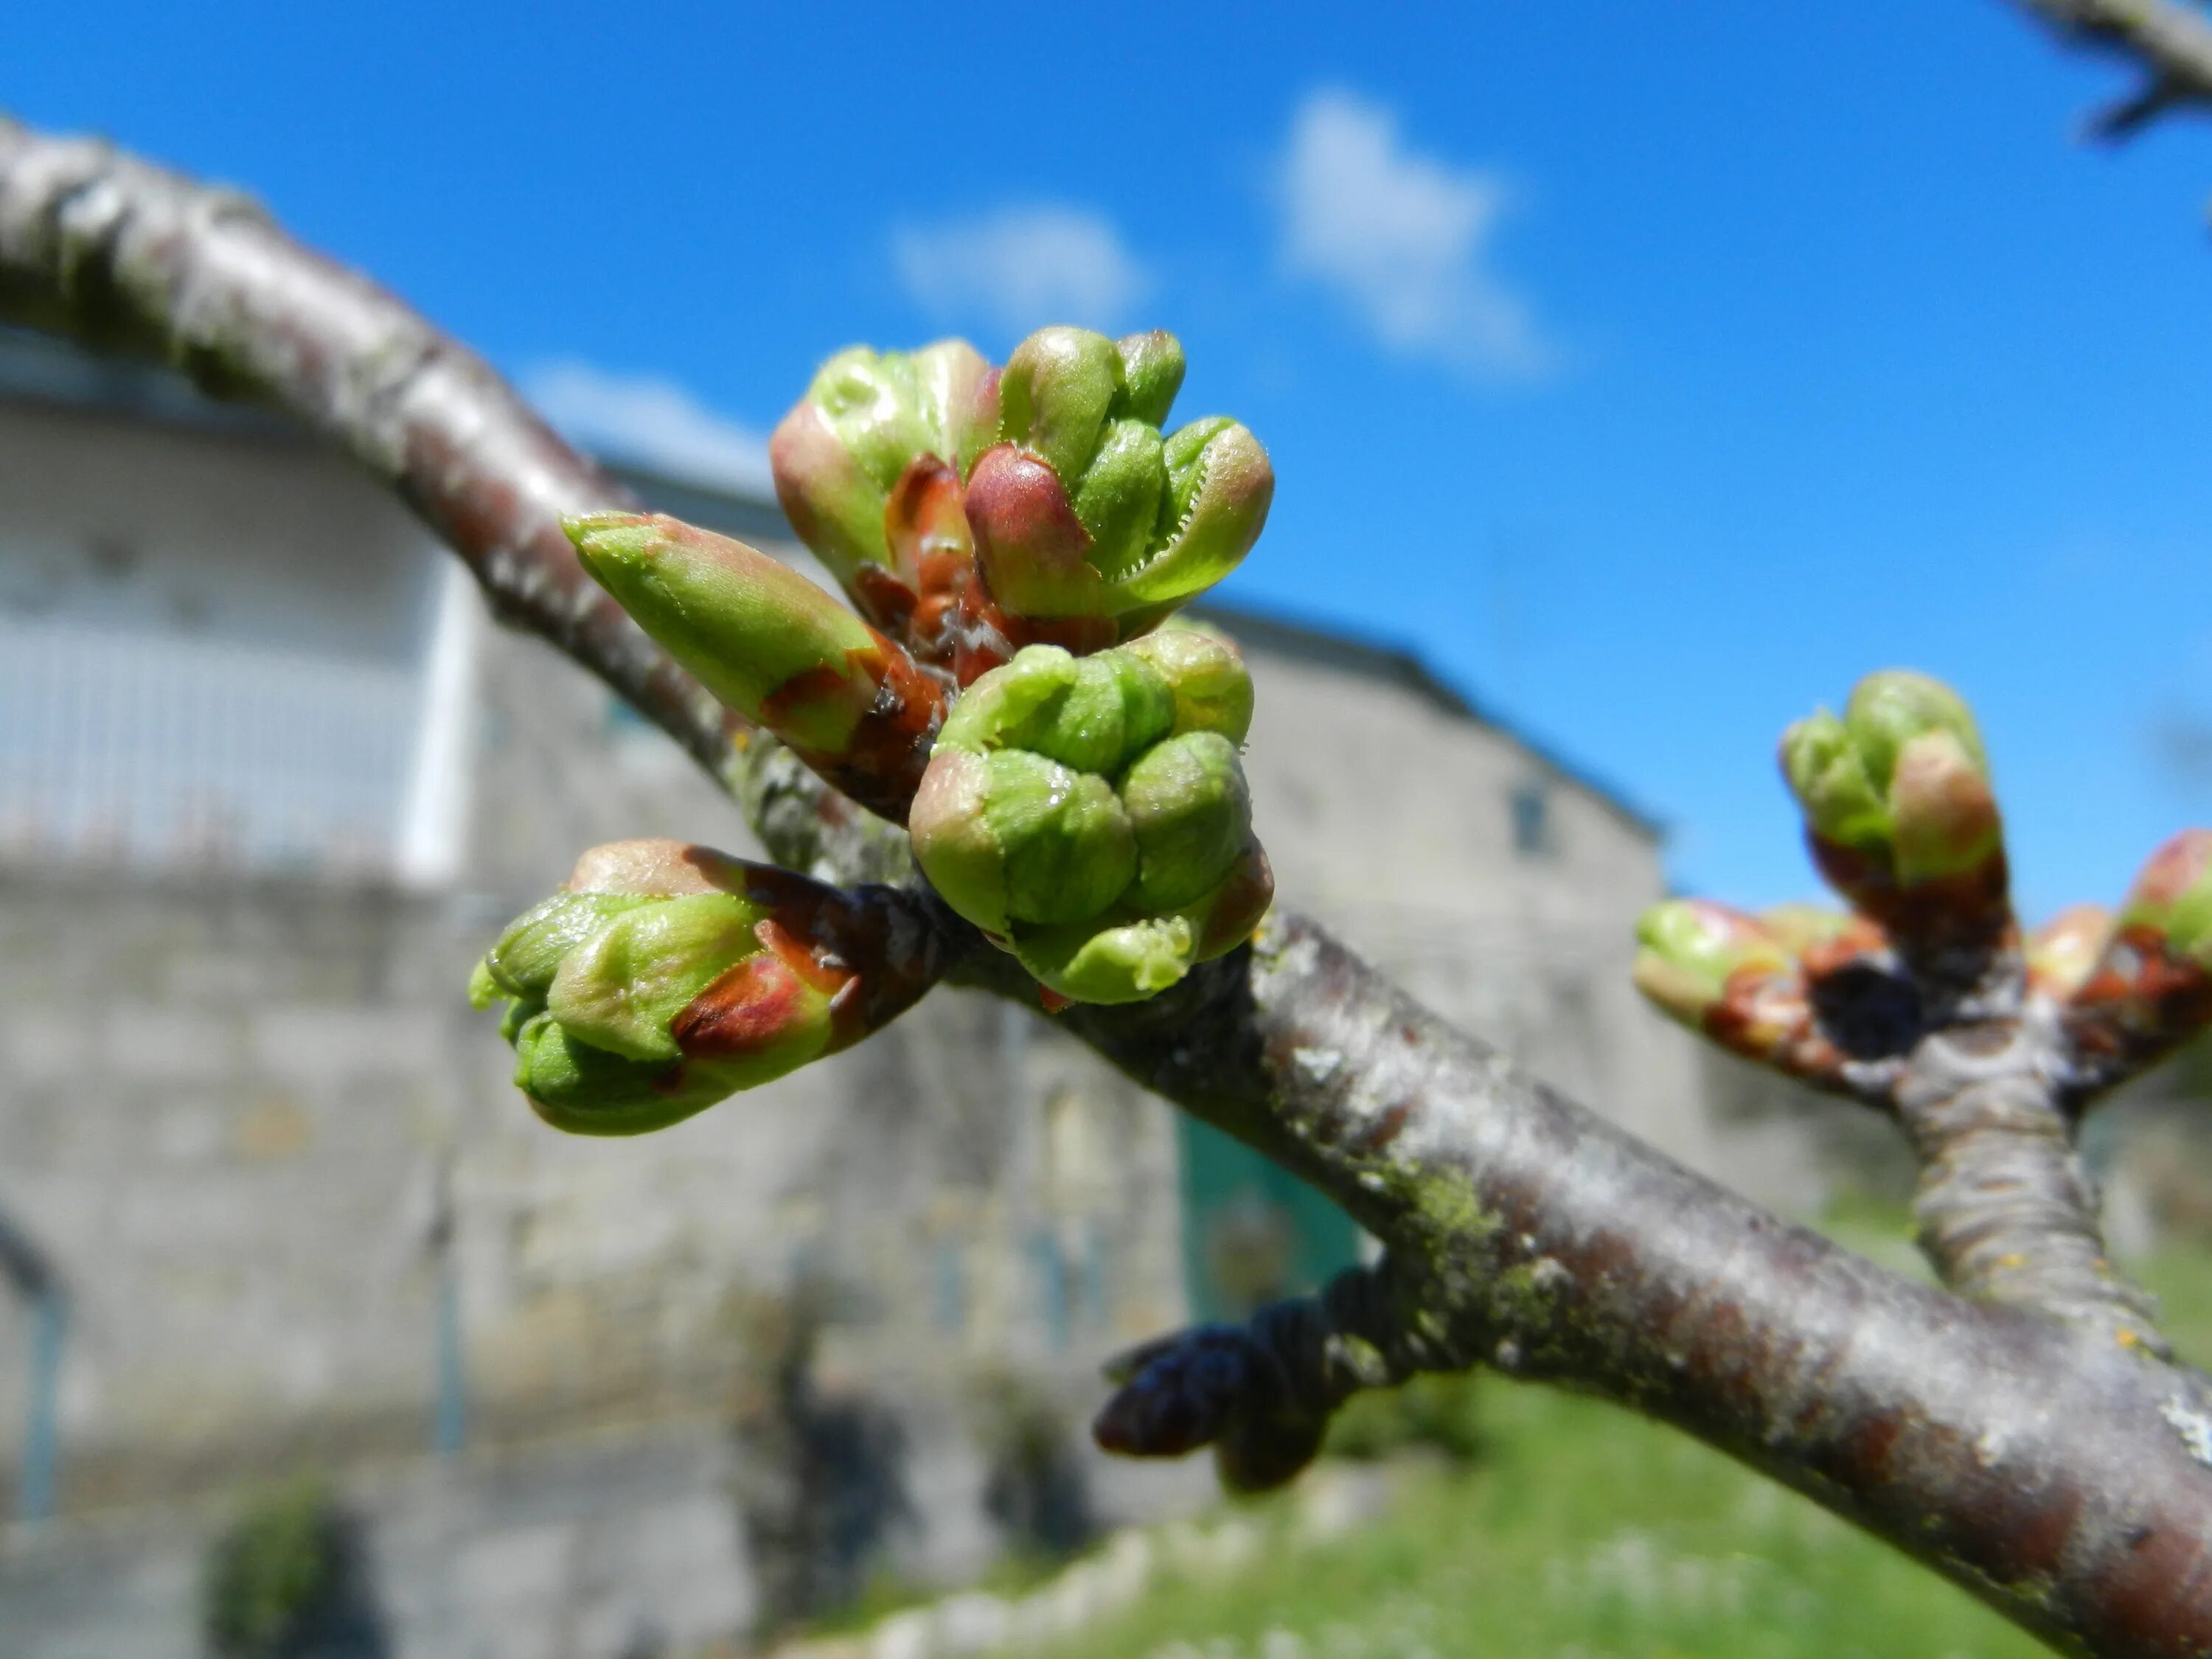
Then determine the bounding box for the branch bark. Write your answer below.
[11,111,2212,1654]
[1896,1009,2168,1357]
[1064,914,2212,1658]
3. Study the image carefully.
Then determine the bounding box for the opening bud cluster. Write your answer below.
[469,840,928,1134]
[910,629,1273,1004]
[1778,670,2004,927]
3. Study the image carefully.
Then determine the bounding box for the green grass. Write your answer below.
[1016,1227,2212,1659]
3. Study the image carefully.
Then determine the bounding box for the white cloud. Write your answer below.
[892,206,1150,336]
[523,360,773,494]
[1275,88,1555,381]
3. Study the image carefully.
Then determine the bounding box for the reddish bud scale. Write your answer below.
[2064,924,2212,1077]
[1701,961,1851,1088]
[850,453,1123,689]
[761,626,949,823]
[727,863,942,1051]
[1794,916,1890,981]
[964,443,1102,619]
[672,952,818,1060]
[1805,832,2012,956]
[1192,844,1276,961]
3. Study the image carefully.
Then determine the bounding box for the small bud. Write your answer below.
[1123,732,1251,909]
[908,746,1137,935]
[548,894,767,1061]
[567,512,944,819]
[1119,623,1255,744]
[934,641,1175,774]
[1011,841,1273,1005]
[1632,899,1853,1088]
[1779,670,2004,927]
[2026,904,2112,1001]
[2115,830,2212,965]
[999,327,1123,485]
[967,326,1272,624]
[1844,670,1985,790]
[2062,835,2212,1085]
[768,340,998,588]
[911,641,1270,1003]
[1632,900,1792,1030]
[1777,712,1888,852]
[470,840,939,1134]
[1115,330,1186,425]
[1888,729,2000,885]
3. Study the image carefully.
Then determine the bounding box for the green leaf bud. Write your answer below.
[1015,913,1197,1004]
[1011,839,1274,1004]
[480,891,653,1003]
[1124,417,1273,609]
[1000,326,1123,484]
[936,643,1175,775]
[1072,419,1169,585]
[968,327,1273,624]
[567,512,888,754]
[546,892,765,1061]
[1844,670,1985,793]
[1778,669,2003,917]
[1778,712,1889,852]
[768,340,997,585]
[567,513,946,820]
[1122,731,1251,910]
[1632,899,1792,1029]
[912,641,1268,1002]
[470,840,936,1135]
[1116,330,1186,426]
[2116,830,2212,967]
[1887,728,2000,886]
[1631,898,1857,1088]
[1119,624,1254,744]
[908,746,1137,932]
[510,1013,731,1137]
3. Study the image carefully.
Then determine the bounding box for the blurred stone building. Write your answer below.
[0,329,1798,1657]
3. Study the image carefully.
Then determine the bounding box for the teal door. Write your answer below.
[1176,1116,1363,1323]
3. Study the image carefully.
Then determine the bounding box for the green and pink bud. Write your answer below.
[1632,899,1849,1088]
[2113,830,2212,965]
[566,512,945,821]
[2062,834,2212,1080]
[910,637,1270,1003]
[768,340,998,591]
[965,327,1273,626]
[1779,670,2004,928]
[470,839,940,1134]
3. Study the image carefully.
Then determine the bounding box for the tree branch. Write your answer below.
[1641,695,2189,1355]
[2004,0,2212,139]
[0,113,742,787]
[1063,912,2212,1657]
[1895,1006,2168,1356]
[13,112,2212,1653]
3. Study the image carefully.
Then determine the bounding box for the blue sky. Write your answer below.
[10,2,2212,919]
